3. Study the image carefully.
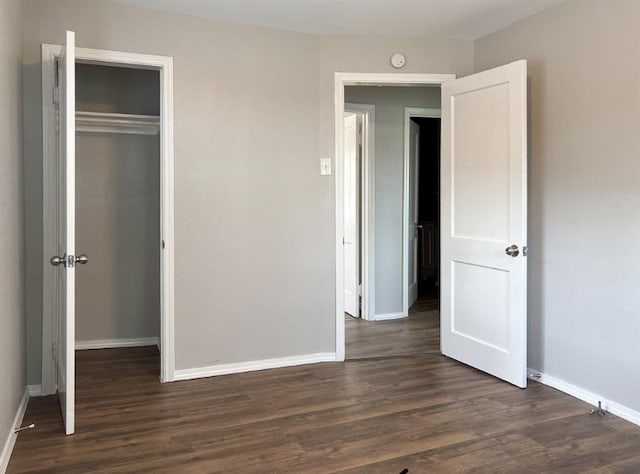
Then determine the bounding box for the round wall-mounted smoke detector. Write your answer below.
[390,53,406,69]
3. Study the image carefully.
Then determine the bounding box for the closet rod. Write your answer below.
[76,111,160,135]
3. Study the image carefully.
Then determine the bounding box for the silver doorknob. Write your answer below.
[50,254,66,267]
[76,254,89,265]
[505,245,520,257]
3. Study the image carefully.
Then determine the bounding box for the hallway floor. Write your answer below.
[346,292,439,359]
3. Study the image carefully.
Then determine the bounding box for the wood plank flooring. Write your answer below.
[346,294,440,359]
[9,345,640,473]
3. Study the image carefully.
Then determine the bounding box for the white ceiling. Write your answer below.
[112,0,567,40]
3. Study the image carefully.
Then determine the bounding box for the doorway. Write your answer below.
[404,108,441,317]
[335,65,528,389]
[342,89,442,359]
[343,103,375,321]
[41,39,176,436]
[74,63,161,360]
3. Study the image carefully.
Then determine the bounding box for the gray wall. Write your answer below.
[76,133,160,343]
[76,63,160,115]
[0,0,25,457]
[475,0,640,412]
[22,0,474,381]
[344,86,441,315]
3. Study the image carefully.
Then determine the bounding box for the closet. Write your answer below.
[74,63,161,352]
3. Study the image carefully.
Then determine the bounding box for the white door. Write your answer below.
[343,113,359,317]
[54,30,76,435]
[407,120,420,308]
[440,60,527,388]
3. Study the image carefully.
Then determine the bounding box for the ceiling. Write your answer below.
[112,0,567,40]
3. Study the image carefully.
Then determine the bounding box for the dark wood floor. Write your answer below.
[346,293,440,359]
[9,345,640,473]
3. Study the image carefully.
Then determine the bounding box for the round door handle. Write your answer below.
[50,254,66,267]
[505,245,519,257]
[76,254,89,265]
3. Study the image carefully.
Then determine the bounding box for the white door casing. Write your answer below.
[41,40,176,395]
[343,113,359,317]
[407,119,420,308]
[440,60,528,388]
[57,30,76,435]
[335,73,454,361]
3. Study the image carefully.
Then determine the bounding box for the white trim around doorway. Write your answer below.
[402,107,441,317]
[334,72,455,361]
[41,43,176,394]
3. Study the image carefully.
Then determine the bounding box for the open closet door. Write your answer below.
[440,60,527,388]
[55,30,76,435]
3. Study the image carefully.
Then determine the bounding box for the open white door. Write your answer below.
[343,113,359,317]
[54,30,76,435]
[407,119,420,308]
[441,60,527,388]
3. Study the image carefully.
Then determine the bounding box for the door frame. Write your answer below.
[344,102,375,320]
[402,107,441,316]
[41,43,176,394]
[334,73,454,361]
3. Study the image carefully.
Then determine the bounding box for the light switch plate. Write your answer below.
[320,158,332,176]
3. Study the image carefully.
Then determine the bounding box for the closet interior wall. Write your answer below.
[75,63,161,346]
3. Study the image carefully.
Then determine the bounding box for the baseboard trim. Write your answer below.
[0,388,29,474]
[374,312,407,321]
[26,385,42,397]
[528,368,640,427]
[75,337,159,350]
[174,352,337,381]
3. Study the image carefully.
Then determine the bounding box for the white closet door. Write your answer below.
[56,30,77,435]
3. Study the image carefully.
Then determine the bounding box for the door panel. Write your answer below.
[452,84,510,241]
[441,60,527,388]
[57,30,76,435]
[343,113,359,317]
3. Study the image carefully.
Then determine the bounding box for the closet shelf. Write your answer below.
[76,111,160,135]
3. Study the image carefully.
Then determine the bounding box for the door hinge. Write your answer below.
[52,342,58,362]
[523,246,528,257]
[53,86,59,106]
[162,240,165,249]
[357,283,362,296]
[54,58,60,86]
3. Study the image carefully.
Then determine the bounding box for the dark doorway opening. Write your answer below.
[412,117,440,311]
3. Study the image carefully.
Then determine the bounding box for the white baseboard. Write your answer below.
[528,368,640,427]
[75,337,159,350]
[26,385,41,397]
[174,352,337,381]
[0,388,29,474]
[374,312,407,321]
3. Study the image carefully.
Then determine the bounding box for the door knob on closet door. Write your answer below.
[505,245,519,257]
[75,254,89,265]
[50,254,67,267]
